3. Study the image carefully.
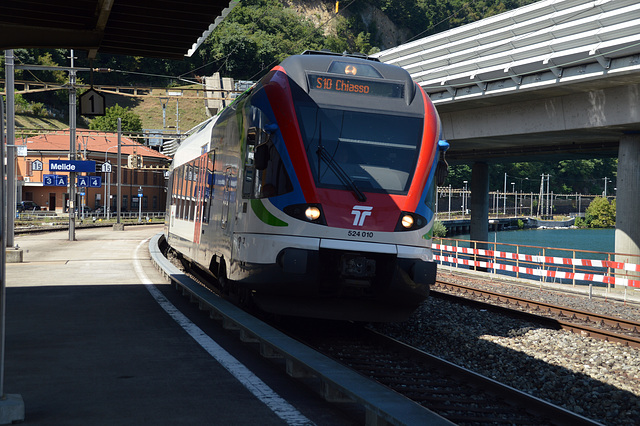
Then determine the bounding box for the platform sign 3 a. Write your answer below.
[43,174,68,187]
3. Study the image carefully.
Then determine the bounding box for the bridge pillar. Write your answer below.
[471,162,489,271]
[615,135,640,276]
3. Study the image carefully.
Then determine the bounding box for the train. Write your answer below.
[164,51,449,321]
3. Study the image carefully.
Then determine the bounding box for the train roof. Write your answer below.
[277,51,417,103]
[171,116,217,169]
[280,52,413,83]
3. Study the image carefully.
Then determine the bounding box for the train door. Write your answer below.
[193,155,207,244]
[202,152,215,224]
[221,166,233,229]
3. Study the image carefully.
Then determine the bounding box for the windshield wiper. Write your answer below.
[317,145,367,202]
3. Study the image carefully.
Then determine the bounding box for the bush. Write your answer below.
[433,220,447,238]
[585,197,615,228]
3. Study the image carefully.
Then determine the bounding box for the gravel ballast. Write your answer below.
[372,271,640,425]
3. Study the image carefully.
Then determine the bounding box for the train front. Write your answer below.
[238,52,446,321]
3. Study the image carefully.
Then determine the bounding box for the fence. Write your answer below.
[435,188,608,219]
[433,238,640,295]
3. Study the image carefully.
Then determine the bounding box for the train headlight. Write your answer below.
[283,203,327,225]
[401,214,414,229]
[305,206,321,221]
[395,212,427,231]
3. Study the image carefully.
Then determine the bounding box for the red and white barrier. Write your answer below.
[433,244,640,289]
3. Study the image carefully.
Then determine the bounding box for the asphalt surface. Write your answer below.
[4,225,353,425]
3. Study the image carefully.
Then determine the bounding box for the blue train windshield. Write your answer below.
[295,105,423,194]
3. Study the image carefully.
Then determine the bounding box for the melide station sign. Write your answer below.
[49,160,96,173]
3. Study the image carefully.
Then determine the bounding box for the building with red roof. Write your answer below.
[16,129,171,214]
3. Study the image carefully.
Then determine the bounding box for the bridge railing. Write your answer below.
[433,237,640,297]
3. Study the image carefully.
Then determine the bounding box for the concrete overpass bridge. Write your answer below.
[373,0,640,273]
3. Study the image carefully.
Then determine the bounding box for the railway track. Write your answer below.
[158,239,601,425]
[287,321,601,426]
[433,280,640,349]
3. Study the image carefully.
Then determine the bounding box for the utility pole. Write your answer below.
[5,50,16,248]
[0,53,25,425]
[538,174,544,217]
[117,119,122,226]
[503,173,507,215]
[546,174,551,218]
[68,49,77,241]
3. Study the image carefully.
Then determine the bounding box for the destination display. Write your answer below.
[308,74,404,99]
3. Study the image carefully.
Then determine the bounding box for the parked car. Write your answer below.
[16,201,41,212]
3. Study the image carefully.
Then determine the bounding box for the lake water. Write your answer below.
[448,227,615,256]
[441,227,618,286]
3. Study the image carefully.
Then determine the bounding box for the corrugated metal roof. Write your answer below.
[0,0,238,59]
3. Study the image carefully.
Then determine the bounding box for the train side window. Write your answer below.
[242,128,257,198]
[254,141,293,199]
[243,126,293,199]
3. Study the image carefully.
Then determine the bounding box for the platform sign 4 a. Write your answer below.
[77,176,102,188]
[43,174,68,187]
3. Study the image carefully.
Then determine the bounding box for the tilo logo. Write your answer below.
[351,206,373,226]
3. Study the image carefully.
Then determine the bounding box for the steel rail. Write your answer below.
[433,280,640,348]
[294,324,602,426]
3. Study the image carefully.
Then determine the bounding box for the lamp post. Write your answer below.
[511,182,515,216]
[603,177,611,198]
[463,180,468,217]
[448,185,451,220]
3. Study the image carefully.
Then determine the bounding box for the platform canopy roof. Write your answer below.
[0,0,238,59]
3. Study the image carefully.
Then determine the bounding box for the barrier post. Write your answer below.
[492,238,496,276]
[473,240,477,272]
[606,252,612,291]
[542,248,546,283]
[572,251,576,287]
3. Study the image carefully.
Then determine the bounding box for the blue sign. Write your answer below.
[49,160,96,173]
[43,174,68,187]
[77,176,102,188]
[77,176,89,187]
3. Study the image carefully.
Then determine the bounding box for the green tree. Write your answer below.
[200,0,325,79]
[433,220,447,238]
[584,197,615,228]
[89,104,142,133]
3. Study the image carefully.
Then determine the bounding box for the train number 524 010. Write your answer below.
[347,230,374,238]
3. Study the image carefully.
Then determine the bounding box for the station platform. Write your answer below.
[4,225,341,425]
